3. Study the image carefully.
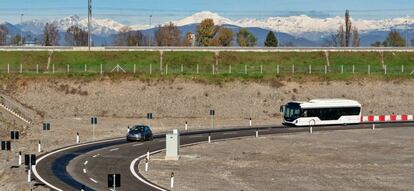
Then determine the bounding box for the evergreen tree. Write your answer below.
[383,30,406,47]
[237,28,257,47]
[264,31,278,47]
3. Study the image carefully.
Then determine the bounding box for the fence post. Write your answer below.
[401,64,404,73]
[100,64,103,74]
[196,64,199,74]
[150,64,152,75]
[67,64,70,73]
[260,64,263,74]
[384,65,387,75]
[352,64,355,74]
[133,64,136,74]
[368,65,371,75]
[341,65,344,74]
[292,64,295,74]
[229,64,232,74]
[212,65,215,75]
[324,65,327,74]
[166,64,168,75]
[7,64,9,74]
[309,64,312,74]
[277,64,279,74]
[37,64,39,74]
[84,64,87,72]
[52,64,55,74]
[181,64,183,73]
[20,64,22,73]
[245,64,247,74]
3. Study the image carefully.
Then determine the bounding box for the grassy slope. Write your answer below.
[0,51,413,78]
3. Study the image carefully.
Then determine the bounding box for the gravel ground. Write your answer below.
[0,78,413,190]
[141,127,414,191]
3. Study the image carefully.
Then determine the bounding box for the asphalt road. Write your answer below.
[34,122,414,191]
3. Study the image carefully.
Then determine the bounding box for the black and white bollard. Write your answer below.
[76,132,80,144]
[185,121,188,131]
[27,169,31,183]
[127,126,130,133]
[18,151,22,166]
[208,133,211,143]
[38,140,42,153]
[170,172,174,189]
[372,124,375,130]
[255,128,259,138]
[249,118,252,127]
[145,158,149,172]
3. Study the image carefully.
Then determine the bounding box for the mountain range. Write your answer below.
[1,11,413,46]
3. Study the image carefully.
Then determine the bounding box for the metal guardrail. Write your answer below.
[1,46,414,52]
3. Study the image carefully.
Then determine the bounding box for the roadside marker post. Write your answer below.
[11,131,19,160]
[185,121,188,131]
[18,151,22,166]
[146,146,150,160]
[107,174,121,191]
[256,128,259,138]
[145,158,149,172]
[24,154,36,184]
[372,124,375,130]
[38,140,41,153]
[170,172,174,189]
[209,109,215,129]
[208,133,211,143]
[91,117,97,140]
[309,120,315,134]
[76,132,80,144]
[147,113,153,128]
[1,141,11,161]
[249,118,252,127]
[42,123,50,151]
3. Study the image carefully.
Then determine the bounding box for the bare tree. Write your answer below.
[352,26,360,47]
[0,25,8,45]
[115,26,146,46]
[65,25,88,46]
[211,27,233,46]
[155,22,181,46]
[43,22,59,46]
[183,32,195,46]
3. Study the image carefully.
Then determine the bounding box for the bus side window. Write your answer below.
[302,110,308,117]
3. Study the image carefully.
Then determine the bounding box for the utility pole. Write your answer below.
[20,13,24,46]
[148,14,152,46]
[88,0,92,50]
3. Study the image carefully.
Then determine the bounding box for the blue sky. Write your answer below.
[1,0,414,24]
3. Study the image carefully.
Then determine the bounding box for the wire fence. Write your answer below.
[0,63,413,76]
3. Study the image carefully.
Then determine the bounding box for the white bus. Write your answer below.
[280,99,362,127]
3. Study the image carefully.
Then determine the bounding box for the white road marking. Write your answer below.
[89,178,98,183]
[132,143,143,147]
[92,154,100,158]
[83,168,87,174]
[109,148,119,152]
[84,161,88,165]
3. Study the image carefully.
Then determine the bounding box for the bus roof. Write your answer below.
[293,99,361,108]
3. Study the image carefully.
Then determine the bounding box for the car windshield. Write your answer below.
[130,126,146,134]
[284,103,301,121]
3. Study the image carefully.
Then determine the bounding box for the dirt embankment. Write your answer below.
[0,77,413,190]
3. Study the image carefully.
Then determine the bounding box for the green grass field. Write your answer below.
[0,51,413,79]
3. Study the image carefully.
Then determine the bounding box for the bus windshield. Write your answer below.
[284,103,301,122]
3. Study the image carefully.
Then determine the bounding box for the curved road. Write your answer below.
[34,122,414,191]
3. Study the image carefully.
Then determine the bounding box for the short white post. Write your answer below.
[181,64,183,73]
[20,64,22,73]
[84,64,87,72]
[196,64,199,74]
[27,169,31,183]
[249,118,252,127]
[255,128,259,138]
[37,64,39,74]
[127,126,130,133]
[292,64,295,74]
[52,64,55,73]
[150,64,152,75]
[185,121,188,131]
[384,65,387,75]
[67,64,69,73]
[208,133,211,143]
[166,64,168,75]
[147,149,150,160]
[368,65,371,75]
[229,64,232,74]
[310,126,313,134]
[309,64,312,74]
[341,65,344,73]
[352,64,355,74]
[277,64,279,74]
[401,65,404,73]
[324,65,327,74]
[7,64,10,73]
[100,64,103,74]
[212,65,215,75]
[18,151,22,165]
[76,132,80,144]
[170,172,174,189]
[145,158,149,172]
[372,124,375,130]
[260,64,263,74]
[245,64,247,74]
[134,64,136,74]
[38,140,41,152]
